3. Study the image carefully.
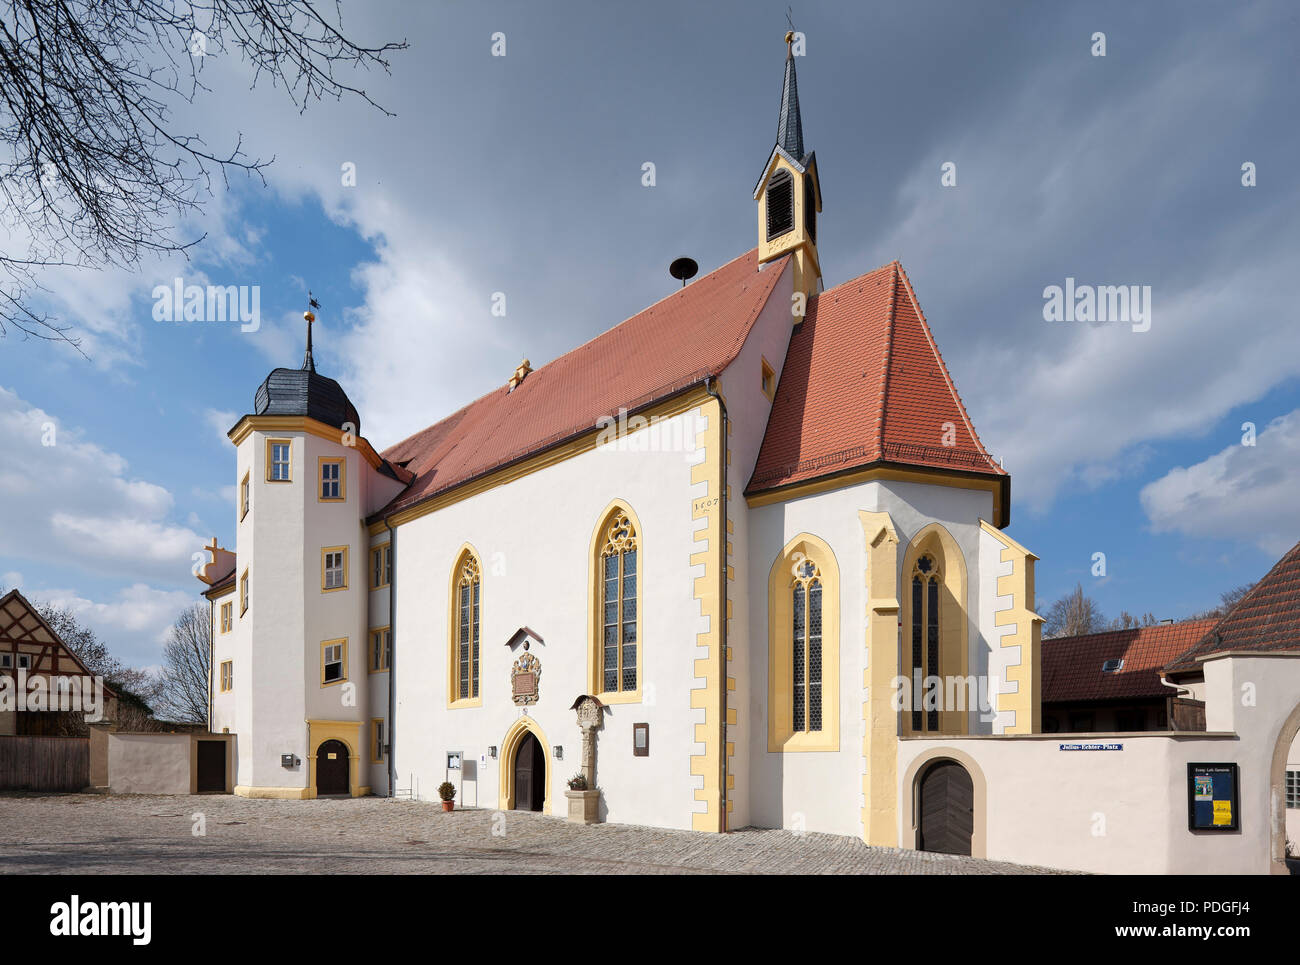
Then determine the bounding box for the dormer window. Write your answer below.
[766,169,794,240]
[1101,658,1124,673]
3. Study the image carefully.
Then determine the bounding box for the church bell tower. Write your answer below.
[755,30,823,308]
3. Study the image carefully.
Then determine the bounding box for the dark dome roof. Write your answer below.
[254,366,361,434]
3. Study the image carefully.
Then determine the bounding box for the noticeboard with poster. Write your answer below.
[1187,762,1239,831]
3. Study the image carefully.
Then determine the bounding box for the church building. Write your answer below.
[197,34,1042,848]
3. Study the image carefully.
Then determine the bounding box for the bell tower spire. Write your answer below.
[755,29,823,311]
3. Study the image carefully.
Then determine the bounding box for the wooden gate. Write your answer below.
[0,735,89,791]
[315,739,349,796]
[512,732,544,811]
[917,759,974,855]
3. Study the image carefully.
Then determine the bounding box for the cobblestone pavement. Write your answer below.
[0,792,1074,874]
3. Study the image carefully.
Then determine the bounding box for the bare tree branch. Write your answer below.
[0,0,407,354]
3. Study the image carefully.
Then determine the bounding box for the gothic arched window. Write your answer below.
[911,554,941,733]
[448,549,481,705]
[792,558,823,733]
[600,510,638,694]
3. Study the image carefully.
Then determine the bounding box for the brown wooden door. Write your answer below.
[316,740,349,796]
[196,740,226,793]
[918,760,974,855]
[513,732,544,811]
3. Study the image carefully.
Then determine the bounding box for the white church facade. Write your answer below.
[197,36,1036,841]
[194,39,1300,873]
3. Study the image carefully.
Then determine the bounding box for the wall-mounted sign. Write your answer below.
[633,722,649,757]
[1058,743,1124,751]
[1187,762,1239,831]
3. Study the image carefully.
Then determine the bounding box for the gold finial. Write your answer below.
[785,30,794,45]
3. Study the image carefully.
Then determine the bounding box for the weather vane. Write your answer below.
[302,289,321,372]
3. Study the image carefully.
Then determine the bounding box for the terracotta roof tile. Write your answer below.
[745,261,1006,501]
[375,249,787,519]
[1164,540,1300,674]
[1043,619,1221,703]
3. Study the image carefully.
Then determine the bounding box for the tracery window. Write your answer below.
[454,553,480,702]
[791,558,823,733]
[600,511,638,693]
[911,554,940,732]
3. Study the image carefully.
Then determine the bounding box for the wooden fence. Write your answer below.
[0,735,89,791]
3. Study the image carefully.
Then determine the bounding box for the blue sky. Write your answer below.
[1,0,1298,667]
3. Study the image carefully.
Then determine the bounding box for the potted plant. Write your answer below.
[564,772,600,824]
[437,781,456,812]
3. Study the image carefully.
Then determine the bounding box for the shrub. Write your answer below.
[437,781,456,802]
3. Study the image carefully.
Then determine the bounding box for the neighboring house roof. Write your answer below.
[1164,539,1300,675]
[373,249,789,520]
[1042,619,1220,704]
[745,261,1008,515]
[0,588,119,695]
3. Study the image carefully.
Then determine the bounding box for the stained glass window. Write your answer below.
[455,554,480,700]
[600,511,638,693]
[792,557,822,732]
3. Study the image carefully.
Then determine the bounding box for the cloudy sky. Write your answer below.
[1,0,1297,667]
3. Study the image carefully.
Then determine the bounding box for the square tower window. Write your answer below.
[323,547,348,591]
[267,440,292,481]
[319,458,345,501]
[322,640,347,685]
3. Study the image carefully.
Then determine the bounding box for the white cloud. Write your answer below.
[203,408,238,447]
[1140,410,1300,556]
[25,582,196,666]
[0,386,206,584]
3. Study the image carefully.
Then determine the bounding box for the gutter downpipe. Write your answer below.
[385,517,396,798]
[705,376,729,830]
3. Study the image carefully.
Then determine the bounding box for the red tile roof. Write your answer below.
[1164,540,1300,675]
[374,249,788,519]
[745,261,1007,508]
[1042,619,1220,703]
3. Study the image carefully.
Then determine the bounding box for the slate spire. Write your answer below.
[776,31,804,159]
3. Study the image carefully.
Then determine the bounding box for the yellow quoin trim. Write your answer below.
[689,397,726,832]
[306,719,366,798]
[499,715,552,814]
[368,386,715,535]
[900,523,969,736]
[755,153,822,302]
[586,499,644,705]
[766,533,841,753]
[859,511,900,847]
[979,519,1043,734]
[446,544,483,708]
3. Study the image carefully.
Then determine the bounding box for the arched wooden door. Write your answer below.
[512,732,545,811]
[918,760,974,855]
[316,739,350,797]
